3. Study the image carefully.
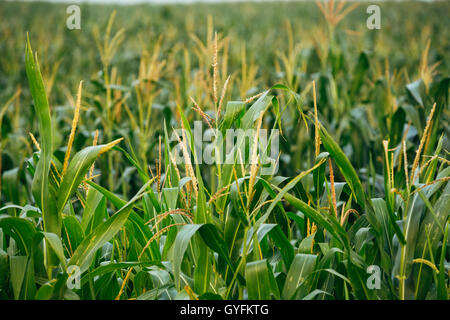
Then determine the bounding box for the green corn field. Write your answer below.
[0,0,449,301]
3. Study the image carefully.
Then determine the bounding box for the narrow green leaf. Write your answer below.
[245,259,272,300]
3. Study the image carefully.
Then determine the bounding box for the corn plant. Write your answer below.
[0,0,448,300]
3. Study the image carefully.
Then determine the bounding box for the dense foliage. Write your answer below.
[0,1,449,300]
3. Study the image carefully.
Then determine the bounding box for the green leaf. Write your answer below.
[283,192,349,249]
[42,232,67,270]
[136,284,174,300]
[406,79,425,107]
[9,255,35,300]
[68,208,131,273]
[86,180,127,209]
[244,224,294,269]
[173,223,242,291]
[302,289,332,300]
[437,221,449,300]
[220,101,245,131]
[350,52,369,99]
[35,282,55,300]
[68,180,152,272]
[172,224,202,290]
[128,212,161,261]
[80,261,159,286]
[282,253,317,299]
[57,143,120,214]
[10,256,28,300]
[424,77,449,156]
[241,91,272,130]
[319,124,366,208]
[256,157,327,228]
[62,215,85,256]
[245,259,272,300]
[81,186,104,232]
[25,37,58,235]
[0,249,8,291]
[0,216,37,256]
